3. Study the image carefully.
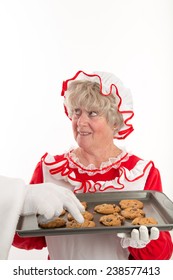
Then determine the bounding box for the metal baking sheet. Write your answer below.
[16,190,173,237]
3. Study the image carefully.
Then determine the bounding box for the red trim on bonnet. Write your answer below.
[61,70,134,140]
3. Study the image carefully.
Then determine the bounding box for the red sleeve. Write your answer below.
[30,160,44,184]
[12,160,47,250]
[128,231,173,260]
[129,164,173,259]
[144,163,162,191]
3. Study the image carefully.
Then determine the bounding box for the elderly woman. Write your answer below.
[13,71,173,259]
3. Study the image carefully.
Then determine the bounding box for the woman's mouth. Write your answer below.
[78,131,91,136]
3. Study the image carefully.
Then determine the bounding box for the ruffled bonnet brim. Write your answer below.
[61,70,134,139]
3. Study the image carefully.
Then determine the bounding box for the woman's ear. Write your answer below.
[113,124,119,135]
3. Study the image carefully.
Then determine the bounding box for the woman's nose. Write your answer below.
[77,112,88,125]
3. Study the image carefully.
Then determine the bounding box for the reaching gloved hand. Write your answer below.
[22,183,85,223]
[117,226,160,248]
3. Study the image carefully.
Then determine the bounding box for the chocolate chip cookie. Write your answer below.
[99,213,125,226]
[121,207,145,219]
[67,210,93,221]
[132,217,158,225]
[38,216,66,229]
[66,219,96,228]
[94,203,121,214]
[119,199,144,209]
[81,201,88,210]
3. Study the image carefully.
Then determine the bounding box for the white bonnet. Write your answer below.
[61,70,134,139]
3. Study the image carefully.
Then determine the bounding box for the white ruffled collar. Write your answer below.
[66,148,129,175]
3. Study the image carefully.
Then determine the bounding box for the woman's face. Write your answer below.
[71,107,114,152]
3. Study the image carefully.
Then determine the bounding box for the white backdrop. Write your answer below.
[0,0,172,259]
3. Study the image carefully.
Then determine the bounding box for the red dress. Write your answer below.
[13,149,173,259]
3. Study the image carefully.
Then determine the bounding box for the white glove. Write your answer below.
[117,226,160,248]
[22,183,85,223]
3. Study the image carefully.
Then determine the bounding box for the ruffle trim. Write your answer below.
[61,70,134,139]
[66,149,129,175]
[42,152,154,193]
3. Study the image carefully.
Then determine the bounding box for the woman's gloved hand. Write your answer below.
[22,183,85,223]
[117,226,160,248]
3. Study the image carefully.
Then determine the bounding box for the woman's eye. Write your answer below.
[89,111,98,117]
[74,109,81,115]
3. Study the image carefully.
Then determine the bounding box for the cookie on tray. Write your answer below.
[67,210,93,221]
[81,201,88,210]
[119,199,144,209]
[38,216,66,229]
[132,217,158,225]
[94,203,121,214]
[99,213,125,226]
[59,209,66,216]
[121,207,145,219]
[66,219,96,228]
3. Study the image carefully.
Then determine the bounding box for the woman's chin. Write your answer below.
[77,141,91,151]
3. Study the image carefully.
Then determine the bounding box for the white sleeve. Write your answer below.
[0,176,26,259]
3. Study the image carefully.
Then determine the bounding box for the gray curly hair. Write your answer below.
[64,80,124,134]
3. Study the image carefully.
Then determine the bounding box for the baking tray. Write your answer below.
[16,190,173,237]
